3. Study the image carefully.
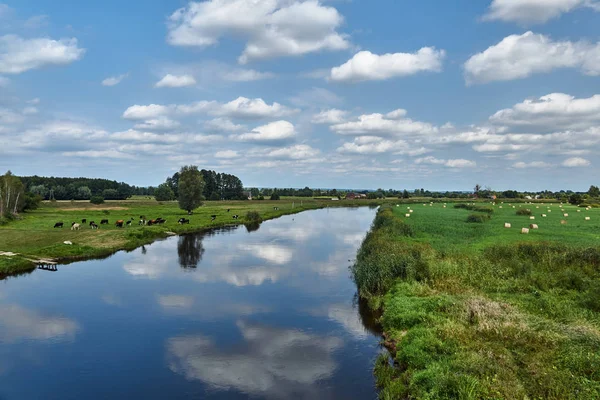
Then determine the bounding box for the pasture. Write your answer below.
[353,202,600,399]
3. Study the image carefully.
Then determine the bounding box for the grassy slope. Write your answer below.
[0,197,389,276]
[353,203,600,399]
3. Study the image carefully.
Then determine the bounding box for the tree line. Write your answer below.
[19,176,138,200]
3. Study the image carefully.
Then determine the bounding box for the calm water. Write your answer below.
[0,207,382,400]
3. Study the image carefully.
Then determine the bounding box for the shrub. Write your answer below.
[454,204,494,214]
[516,208,532,216]
[102,209,110,215]
[90,196,105,204]
[245,211,261,222]
[466,214,490,223]
[270,193,280,200]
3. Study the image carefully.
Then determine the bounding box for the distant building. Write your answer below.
[346,192,357,200]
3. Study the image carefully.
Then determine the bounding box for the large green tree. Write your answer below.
[178,165,205,213]
[588,185,600,198]
[154,183,175,201]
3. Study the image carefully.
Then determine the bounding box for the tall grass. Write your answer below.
[353,206,600,399]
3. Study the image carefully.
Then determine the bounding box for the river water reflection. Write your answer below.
[0,207,380,399]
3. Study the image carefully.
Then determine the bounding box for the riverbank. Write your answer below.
[0,197,394,277]
[353,204,600,399]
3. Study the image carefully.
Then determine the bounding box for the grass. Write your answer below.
[352,202,600,399]
[0,196,398,276]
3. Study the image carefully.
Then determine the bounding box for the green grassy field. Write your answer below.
[352,203,600,399]
[0,197,389,276]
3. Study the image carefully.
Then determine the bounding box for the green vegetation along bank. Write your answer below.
[352,202,600,399]
[0,197,396,277]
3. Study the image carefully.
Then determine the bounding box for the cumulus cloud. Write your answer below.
[204,118,246,133]
[330,111,438,136]
[330,48,445,82]
[101,73,128,86]
[266,144,320,160]
[489,93,600,131]
[133,117,181,131]
[562,157,590,167]
[464,32,600,84]
[513,161,552,168]
[482,0,598,25]
[415,156,476,168]
[167,0,350,63]
[122,97,298,120]
[155,73,197,88]
[215,149,239,158]
[0,35,85,74]
[336,136,422,155]
[311,109,348,124]
[221,68,275,81]
[0,304,80,343]
[235,120,296,142]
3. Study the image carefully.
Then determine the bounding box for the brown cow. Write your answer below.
[115,220,124,228]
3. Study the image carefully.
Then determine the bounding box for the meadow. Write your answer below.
[0,196,391,276]
[352,202,600,399]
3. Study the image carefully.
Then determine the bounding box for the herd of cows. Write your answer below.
[52,212,241,230]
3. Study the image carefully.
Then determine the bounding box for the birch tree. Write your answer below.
[0,171,25,217]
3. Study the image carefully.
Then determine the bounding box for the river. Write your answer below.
[0,207,381,399]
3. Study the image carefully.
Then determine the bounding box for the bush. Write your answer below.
[516,208,532,216]
[466,214,490,223]
[246,211,261,222]
[270,193,280,200]
[23,192,42,211]
[90,196,105,204]
[454,204,494,213]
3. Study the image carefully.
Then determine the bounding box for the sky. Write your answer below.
[0,0,599,191]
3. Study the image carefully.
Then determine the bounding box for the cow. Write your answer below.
[227,209,230,212]
[53,222,64,228]
[115,220,124,228]
[139,219,145,225]
[147,219,156,226]
[90,222,99,229]
[100,219,109,225]
[211,215,217,221]
[232,215,239,219]
[155,218,166,224]
[81,218,87,224]
[140,215,146,220]
[71,223,80,231]
[126,220,132,226]
[178,218,190,224]
[89,221,96,226]
[187,210,193,215]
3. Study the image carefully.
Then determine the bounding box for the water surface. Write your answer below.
[0,207,380,399]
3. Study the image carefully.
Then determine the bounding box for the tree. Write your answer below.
[30,184,48,199]
[402,189,410,199]
[76,186,92,200]
[569,193,583,205]
[270,192,280,200]
[588,185,600,198]
[474,184,482,196]
[0,171,25,216]
[166,172,180,198]
[90,196,105,204]
[154,183,175,201]
[178,165,205,213]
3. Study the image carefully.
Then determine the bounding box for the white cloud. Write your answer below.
[102,73,128,86]
[123,104,171,120]
[123,97,298,120]
[489,93,600,131]
[482,0,597,25]
[415,156,476,168]
[513,161,551,168]
[0,35,85,74]
[0,304,79,342]
[330,48,445,82]
[311,109,348,124]
[330,111,438,136]
[266,144,320,159]
[133,117,181,131]
[155,73,197,88]
[157,295,194,309]
[167,0,350,63]
[235,120,296,142]
[205,118,246,132]
[337,136,409,155]
[221,68,275,81]
[215,149,239,158]
[464,32,600,84]
[562,157,590,167]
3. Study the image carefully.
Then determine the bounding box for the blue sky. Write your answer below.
[0,0,599,191]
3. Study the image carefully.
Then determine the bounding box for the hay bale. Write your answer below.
[542,214,547,217]
[504,223,511,228]
[521,228,529,234]
[564,213,569,217]
[409,209,414,213]
[585,216,591,221]
[529,216,535,220]
[560,220,567,225]
[577,210,581,212]
[499,206,503,209]
[529,224,539,229]
[443,205,446,208]
[405,213,411,218]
